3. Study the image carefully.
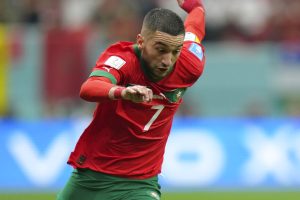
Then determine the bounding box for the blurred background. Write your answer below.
[0,0,300,199]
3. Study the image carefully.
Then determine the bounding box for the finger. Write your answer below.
[134,94,145,103]
[128,86,152,102]
[147,89,153,102]
[136,86,149,96]
[126,87,138,94]
[141,88,153,102]
[140,90,150,102]
[129,86,141,93]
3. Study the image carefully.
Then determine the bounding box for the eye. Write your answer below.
[156,47,166,53]
[173,49,181,55]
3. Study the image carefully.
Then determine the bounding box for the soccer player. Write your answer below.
[57,0,206,199]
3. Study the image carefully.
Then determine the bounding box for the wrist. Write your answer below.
[114,87,125,99]
[181,0,203,13]
[109,86,126,100]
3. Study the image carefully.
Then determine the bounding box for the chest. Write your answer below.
[123,65,186,104]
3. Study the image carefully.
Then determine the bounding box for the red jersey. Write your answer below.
[68,8,206,179]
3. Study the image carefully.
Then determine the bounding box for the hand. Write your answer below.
[177,0,204,13]
[122,85,153,103]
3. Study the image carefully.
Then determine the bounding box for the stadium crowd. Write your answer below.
[1,0,299,42]
[0,0,299,118]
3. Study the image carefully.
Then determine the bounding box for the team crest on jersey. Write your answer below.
[104,56,126,70]
[189,43,203,61]
[163,88,186,103]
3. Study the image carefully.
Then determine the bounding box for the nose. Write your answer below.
[161,53,172,67]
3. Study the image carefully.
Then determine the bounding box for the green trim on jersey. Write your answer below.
[133,44,152,80]
[57,168,161,200]
[89,70,117,85]
[164,88,187,103]
[133,44,142,59]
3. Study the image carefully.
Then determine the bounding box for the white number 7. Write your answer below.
[143,105,165,131]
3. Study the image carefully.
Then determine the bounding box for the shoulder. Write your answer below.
[176,42,205,81]
[96,41,137,69]
[105,41,135,54]
[97,42,136,63]
[180,42,205,68]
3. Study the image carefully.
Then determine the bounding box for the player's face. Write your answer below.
[137,31,184,81]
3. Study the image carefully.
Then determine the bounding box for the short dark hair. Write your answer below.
[143,8,185,36]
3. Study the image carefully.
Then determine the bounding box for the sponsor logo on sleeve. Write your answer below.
[104,56,126,70]
[189,43,203,61]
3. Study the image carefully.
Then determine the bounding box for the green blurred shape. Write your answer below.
[0,191,300,200]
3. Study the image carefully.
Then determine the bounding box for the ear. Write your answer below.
[136,34,144,49]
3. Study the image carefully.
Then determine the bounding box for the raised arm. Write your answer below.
[177,0,205,43]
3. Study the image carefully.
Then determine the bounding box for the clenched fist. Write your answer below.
[122,85,153,103]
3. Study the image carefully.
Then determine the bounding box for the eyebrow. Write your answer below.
[154,41,183,48]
